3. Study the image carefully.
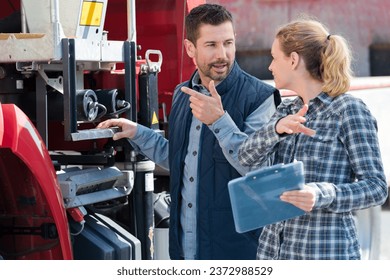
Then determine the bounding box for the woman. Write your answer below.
[238,17,388,259]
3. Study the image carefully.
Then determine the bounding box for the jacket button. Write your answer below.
[188,203,193,208]
[193,151,197,156]
[196,125,201,130]
[214,128,220,133]
[229,150,233,154]
[189,177,194,182]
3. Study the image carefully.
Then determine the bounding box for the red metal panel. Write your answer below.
[0,0,20,19]
[0,104,73,260]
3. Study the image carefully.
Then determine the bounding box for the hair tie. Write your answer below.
[327,34,331,40]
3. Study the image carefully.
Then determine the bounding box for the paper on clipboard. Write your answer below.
[228,161,306,233]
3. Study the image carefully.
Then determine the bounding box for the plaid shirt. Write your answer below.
[238,92,388,259]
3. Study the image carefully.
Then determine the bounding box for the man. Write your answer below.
[98,4,280,260]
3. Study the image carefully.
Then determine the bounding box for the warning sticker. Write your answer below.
[152,112,159,125]
[80,1,103,27]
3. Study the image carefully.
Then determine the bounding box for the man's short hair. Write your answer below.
[185,4,233,45]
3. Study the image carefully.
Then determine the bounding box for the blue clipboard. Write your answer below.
[228,161,305,233]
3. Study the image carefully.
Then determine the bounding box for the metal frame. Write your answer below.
[0,0,137,144]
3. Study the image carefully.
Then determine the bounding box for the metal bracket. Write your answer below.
[38,68,64,93]
[140,49,163,74]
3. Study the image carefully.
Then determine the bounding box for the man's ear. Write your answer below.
[184,39,196,58]
[290,51,300,70]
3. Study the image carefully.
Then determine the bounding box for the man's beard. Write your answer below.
[199,60,232,82]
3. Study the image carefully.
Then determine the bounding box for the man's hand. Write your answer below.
[276,104,316,136]
[181,80,224,125]
[97,118,138,140]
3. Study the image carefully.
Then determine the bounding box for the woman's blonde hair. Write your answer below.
[276,17,353,96]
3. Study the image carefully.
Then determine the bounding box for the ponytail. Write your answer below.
[321,35,353,96]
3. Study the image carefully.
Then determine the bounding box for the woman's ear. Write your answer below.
[184,39,196,58]
[290,51,299,70]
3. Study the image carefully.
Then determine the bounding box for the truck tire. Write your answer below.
[354,206,382,260]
